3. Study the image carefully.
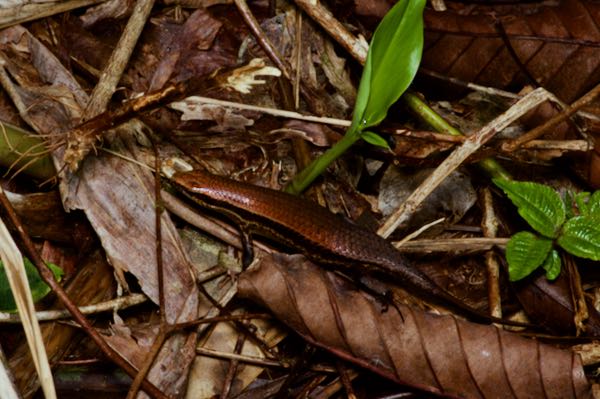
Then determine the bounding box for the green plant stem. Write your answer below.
[0,121,55,180]
[285,128,361,194]
[402,92,512,180]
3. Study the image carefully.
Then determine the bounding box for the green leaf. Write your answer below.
[573,191,590,218]
[0,258,63,312]
[506,231,553,281]
[354,0,426,130]
[541,249,561,280]
[493,179,566,238]
[589,191,600,220]
[350,51,373,133]
[361,131,389,148]
[557,216,600,260]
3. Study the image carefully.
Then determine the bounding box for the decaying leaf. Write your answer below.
[238,252,593,398]
[422,0,600,104]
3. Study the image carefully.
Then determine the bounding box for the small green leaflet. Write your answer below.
[493,179,566,238]
[557,216,600,261]
[0,258,63,312]
[506,231,553,281]
[361,131,389,148]
[541,249,561,280]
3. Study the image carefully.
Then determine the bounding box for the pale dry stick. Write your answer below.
[234,0,292,80]
[293,0,368,64]
[83,0,155,118]
[378,88,551,238]
[194,347,291,368]
[480,188,502,320]
[0,0,107,29]
[395,237,509,253]
[171,95,351,126]
[0,293,148,324]
[520,140,590,151]
[504,81,600,152]
[294,11,302,110]
[395,217,445,246]
[0,347,19,399]
[422,68,600,122]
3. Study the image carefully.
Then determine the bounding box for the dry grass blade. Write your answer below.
[0,197,56,399]
[0,346,19,399]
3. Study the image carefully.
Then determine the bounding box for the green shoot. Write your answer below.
[494,179,600,281]
[285,0,426,194]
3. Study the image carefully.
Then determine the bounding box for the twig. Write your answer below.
[480,188,502,320]
[0,188,167,399]
[219,331,246,399]
[233,0,291,80]
[504,81,600,151]
[195,347,292,368]
[422,68,599,124]
[172,95,349,126]
[378,88,551,238]
[0,0,107,29]
[83,0,156,118]
[395,237,509,253]
[125,148,169,399]
[0,293,148,323]
[293,0,368,63]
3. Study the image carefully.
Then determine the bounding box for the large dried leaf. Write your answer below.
[515,271,600,337]
[422,0,600,103]
[238,253,592,398]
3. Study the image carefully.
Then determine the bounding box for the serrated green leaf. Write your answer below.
[557,216,600,260]
[541,249,561,280]
[361,131,389,148]
[493,179,566,238]
[356,0,426,130]
[0,258,63,312]
[506,231,553,281]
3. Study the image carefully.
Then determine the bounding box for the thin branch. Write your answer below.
[504,81,600,151]
[83,0,156,118]
[0,294,148,323]
[378,88,550,238]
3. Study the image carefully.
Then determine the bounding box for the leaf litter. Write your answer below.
[0,1,599,398]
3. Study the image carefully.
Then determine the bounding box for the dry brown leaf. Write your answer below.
[238,253,593,398]
[422,0,600,104]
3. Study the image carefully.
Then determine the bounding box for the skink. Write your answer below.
[172,169,524,326]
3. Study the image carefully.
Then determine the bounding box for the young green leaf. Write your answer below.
[588,190,600,220]
[350,50,373,134]
[493,179,566,238]
[361,131,389,148]
[557,216,600,261]
[541,249,561,280]
[356,0,426,130]
[506,231,553,281]
[570,191,585,219]
[0,258,63,312]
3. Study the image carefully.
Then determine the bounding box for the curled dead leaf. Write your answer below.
[238,253,592,398]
